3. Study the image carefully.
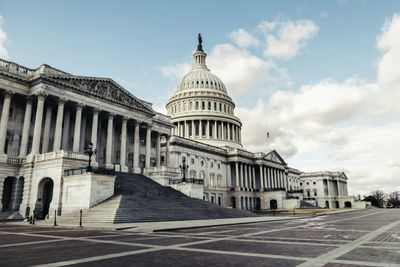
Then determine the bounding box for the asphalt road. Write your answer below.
[0,209,399,267]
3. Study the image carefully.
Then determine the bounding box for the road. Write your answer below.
[0,209,399,267]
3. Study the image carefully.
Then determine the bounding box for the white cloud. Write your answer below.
[264,19,319,60]
[377,14,400,89]
[0,15,9,59]
[229,28,260,48]
[236,13,400,196]
[257,20,277,33]
[160,62,191,80]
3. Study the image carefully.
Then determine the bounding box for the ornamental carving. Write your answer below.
[47,76,154,116]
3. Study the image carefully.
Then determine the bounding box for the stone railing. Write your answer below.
[27,150,89,163]
[169,178,204,185]
[6,156,26,165]
[0,58,34,77]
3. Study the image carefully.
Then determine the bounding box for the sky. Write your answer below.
[1,0,400,196]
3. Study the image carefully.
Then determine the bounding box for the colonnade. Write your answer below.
[0,91,170,170]
[173,119,241,143]
[259,165,287,190]
[232,162,288,191]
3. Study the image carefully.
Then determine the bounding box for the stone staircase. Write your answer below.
[58,172,257,224]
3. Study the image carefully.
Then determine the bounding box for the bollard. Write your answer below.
[54,210,57,226]
[79,210,82,227]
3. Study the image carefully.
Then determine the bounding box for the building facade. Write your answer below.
[0,36,356,220]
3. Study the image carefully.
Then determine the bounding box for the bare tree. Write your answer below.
[388,191,400,207]
[371,190,386,208]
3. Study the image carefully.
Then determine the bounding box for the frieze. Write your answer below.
[41,76,156,117]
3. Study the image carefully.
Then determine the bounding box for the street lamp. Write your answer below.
[84,142,96,172]
[179,157,189,183]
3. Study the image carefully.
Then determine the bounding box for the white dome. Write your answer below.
[166,34,242,149]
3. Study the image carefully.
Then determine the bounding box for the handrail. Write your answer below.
[63,166,115,177]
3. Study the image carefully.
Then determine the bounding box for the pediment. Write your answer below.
[265,150,286,165]
[43,75,155,116]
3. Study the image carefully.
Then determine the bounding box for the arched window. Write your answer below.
[217,174,222,187]
[202,101,205,110]
[210,173,215,187]
[196,101,199,110]
[200,171,205,180]
[190,170,196,179]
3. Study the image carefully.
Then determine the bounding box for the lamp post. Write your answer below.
[84,142,96,172]
[179,157,189,183]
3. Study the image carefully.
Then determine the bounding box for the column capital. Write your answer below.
[92,107,101,113]
[76,102,85,109]
[35,90,48,100]
[3,89,15,98]
[122,116,129,122]
[25,95,33,104]
[108,112,115,118]
[57,97,67,105]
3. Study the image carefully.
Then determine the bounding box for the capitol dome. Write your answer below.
[166,34,242,148]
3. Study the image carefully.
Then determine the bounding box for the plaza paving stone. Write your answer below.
[0,209,399,267]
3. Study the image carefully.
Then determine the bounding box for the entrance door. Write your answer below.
[38,179,54,219]
[256,198,261,210]
[344,201,352,208]
[231,197,236,208]
[325,201,330,209]
[270,199,278,209]
[1,177,14,211]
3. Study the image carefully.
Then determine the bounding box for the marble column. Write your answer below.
[0,90,13,154]
[79,115,87,153]
[252,166,256,190]
[120,117,128,170]
[221,122,225,140]
[53,98,65,151]
[244,164,248,188]
[214,121,217,138]
[31,93,46,154]
[145,124,152,168]
[184,121,188,138]
[156,132,161,167]
[133,121,140,171]
[199,120,202,137]
[165,135,170,167]
[72,103,84,153]
[337,180,341,196]
[62,109,71,150]
[105,113,114,167]
[91,108,99,152]
[42,104,53,153]
[206,120,210,138]
[227,123,231,140]
[19,97,33,156]
[235,162,239,188]
[191,120,195,138]
[239,163,243,189]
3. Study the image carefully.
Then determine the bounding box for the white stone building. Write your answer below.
[0,35,357,220]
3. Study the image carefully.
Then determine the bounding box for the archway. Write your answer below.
[344,201,352,208]
[325,201,330,209]
[335,201,340,208]
[231,197,236,208]
[36,178,54,219]
[1,177,16,211]
[270,199,278,209]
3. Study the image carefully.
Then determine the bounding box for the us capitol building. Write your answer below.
[0,35,358,220]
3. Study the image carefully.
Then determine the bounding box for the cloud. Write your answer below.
[207,44,287,94]
[229,28,260,48]
[160,62,191,80]
[0,15,9,59]
[263,19,319,60]
[377,14,400,89]
[257,20,277,33]
[236,13,400,196]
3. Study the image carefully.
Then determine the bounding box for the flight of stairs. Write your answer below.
[58,173,257,224]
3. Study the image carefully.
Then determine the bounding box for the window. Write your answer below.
[300,183,302,186]
[196,101,199,110]
[201,160,204,166]
[208,101,211,110]
[191,158,195,164]
[313,181,316,185]
[202,101,205,110]
[314,190,317,196]
[307,190,310,197]
[306,182,309,185]
[211,162,214,168]
[217,163,220,169]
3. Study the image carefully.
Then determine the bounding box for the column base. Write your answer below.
[119,165,128,173]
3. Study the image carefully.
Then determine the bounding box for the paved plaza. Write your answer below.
[0,209,399,267]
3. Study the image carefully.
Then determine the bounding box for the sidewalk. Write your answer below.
[12,215,302,232]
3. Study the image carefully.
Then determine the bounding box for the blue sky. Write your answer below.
[1,0,400,195]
